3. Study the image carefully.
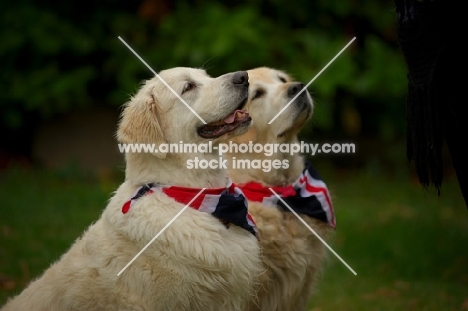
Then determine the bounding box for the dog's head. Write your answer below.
[240,67,313,142]
[117,67,252,158]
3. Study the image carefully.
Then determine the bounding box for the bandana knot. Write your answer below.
[238,162,336,228]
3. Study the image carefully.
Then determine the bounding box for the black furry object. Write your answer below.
[395,0,467,207]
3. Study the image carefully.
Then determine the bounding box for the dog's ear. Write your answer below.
[117,87,167,159]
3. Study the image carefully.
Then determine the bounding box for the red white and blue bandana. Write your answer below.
[238,162,336,228]
[122,180,258,238]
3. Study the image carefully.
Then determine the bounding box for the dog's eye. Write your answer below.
[182,82,196,94]
[251,89,265,100]
[278,76,287,83]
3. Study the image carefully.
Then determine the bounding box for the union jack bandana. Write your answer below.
[238,162,336,228]
[121,180,258,238]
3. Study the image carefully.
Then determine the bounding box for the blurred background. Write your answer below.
[1,0,467,310]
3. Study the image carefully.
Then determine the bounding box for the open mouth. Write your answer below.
[197,98,251,139]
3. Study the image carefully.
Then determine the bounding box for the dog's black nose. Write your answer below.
[232,71,249,86]
[287,82,305,98]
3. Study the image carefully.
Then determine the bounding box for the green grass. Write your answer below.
[309,165,468,311]
[0,165,467,310]
[0,167,123,304]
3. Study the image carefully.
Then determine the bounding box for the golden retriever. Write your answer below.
[1,68,263,311]
[226,67,335,311]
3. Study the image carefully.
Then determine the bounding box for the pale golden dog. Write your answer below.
[227,67,335,311]
[1,68,263,311]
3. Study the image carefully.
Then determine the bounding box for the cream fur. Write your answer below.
[227,67,335,311]
[2,68,262,311]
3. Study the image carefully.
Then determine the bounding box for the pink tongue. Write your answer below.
[224,110,244,124]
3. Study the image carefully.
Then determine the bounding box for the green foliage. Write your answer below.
[1,0,408,139]
[0,1,148,128]
[1,4,94,127]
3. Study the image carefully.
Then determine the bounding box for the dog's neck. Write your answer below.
[226,136,305,187]
[124,152,229,189]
